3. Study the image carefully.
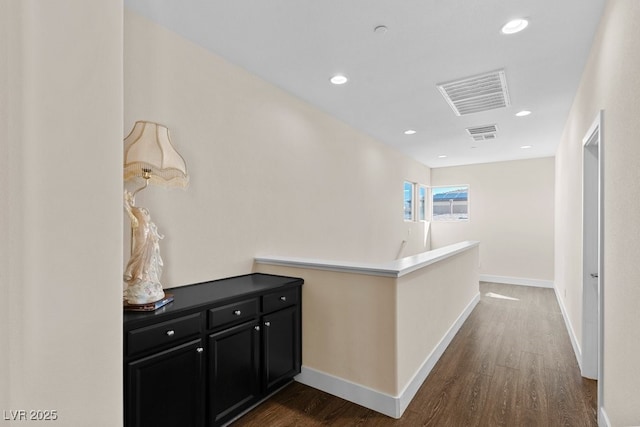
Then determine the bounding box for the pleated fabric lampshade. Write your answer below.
[123,121,189,188]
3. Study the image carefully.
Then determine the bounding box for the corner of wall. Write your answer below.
[552,283,583,371]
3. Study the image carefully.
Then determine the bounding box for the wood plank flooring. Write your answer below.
[233,282,597,426]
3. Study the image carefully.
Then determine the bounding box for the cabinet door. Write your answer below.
[208,320,260,425]
[263,305,301,393]
[126,339,204,427]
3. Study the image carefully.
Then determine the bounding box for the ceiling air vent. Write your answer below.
[466,124,498,141]
[437,70,511,116]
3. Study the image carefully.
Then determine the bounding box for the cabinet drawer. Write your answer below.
[127,313,202,356]
[208,298,258,330]
[263,288,298,313]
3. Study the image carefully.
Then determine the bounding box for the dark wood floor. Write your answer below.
[233,282,597,426]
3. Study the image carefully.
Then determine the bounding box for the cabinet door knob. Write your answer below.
[233,310,242,316]
[264,321,271,327]
[196,347,204,353]
[166,330,175,336]
[254,325,260,331]
[280,296,287,302]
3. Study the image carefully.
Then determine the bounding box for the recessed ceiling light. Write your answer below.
[438,155,448,158]
[516,110,532,117]
[521,145,532,149]
[404,129,416,135]
[330,75,348,85]
[501,18,529,34]
[374,25,388,34]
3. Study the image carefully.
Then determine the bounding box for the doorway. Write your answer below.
[581,111,604,417]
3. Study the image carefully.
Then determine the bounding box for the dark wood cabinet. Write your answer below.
[126,339,205,427]
[263,305,300,394]
[123,274,303,427]
[208,320,260,424]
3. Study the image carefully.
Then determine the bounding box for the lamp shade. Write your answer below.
[124,121,189,188]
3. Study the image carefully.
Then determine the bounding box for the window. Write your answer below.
[432,185,469,221]
[418,185,427,221]
[403,181,414,221]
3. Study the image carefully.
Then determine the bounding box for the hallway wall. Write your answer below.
[124,10,431,288]
[431,157,555,285]
[0,1,123,424]
[555,0,640,424]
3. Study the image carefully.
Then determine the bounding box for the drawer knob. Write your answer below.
[166,330,175,337]
[254,326,260,331]
[280,296,287,302]
[233,310,242,316]
[196,347,204,353]
[264,321,271,327]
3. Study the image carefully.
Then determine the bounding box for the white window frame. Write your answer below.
[430,184,470,222]
[403,181,415,221]
[418,185,428,222]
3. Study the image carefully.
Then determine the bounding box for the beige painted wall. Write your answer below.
[431,158,555,282]
[396,246,479,389]
[123,10,431,289]
[255,264,398,393]
[555,0,640,424]
[255,246,479,398]
[0,0,13,407]
[0,0,123,425]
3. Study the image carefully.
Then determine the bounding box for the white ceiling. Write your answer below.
[125,0,606,168]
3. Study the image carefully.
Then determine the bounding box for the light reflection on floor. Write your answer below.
[484,292,520,301]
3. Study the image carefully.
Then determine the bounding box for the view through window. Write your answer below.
[432,185,469,221]
[403,181,414,221]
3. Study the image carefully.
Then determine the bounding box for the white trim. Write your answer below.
[553,285,583,371]
[295,367,398,418]
[404,180,416,222]
[583,110,602,145]
[430,184,471,223]
[397,292,480,415]
[599,407,611,427]
[256,240,480,278]
[295,292,481,418]
[582,110,605,411]
[479,274,554,288]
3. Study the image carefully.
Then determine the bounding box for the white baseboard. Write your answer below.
[295,292,481,418]
[295,366,398,418]
[553,284,583,372]
[397,292,481,415]
[479,274,554,288]
[600,407,611,427]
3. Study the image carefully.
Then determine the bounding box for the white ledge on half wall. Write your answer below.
[255,240,480,278]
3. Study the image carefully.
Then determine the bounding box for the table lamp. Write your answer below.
[123,121,189,305]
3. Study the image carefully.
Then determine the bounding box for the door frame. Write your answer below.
[581,110,604,420]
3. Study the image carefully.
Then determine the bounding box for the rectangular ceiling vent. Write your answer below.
[437,70,511,116]
[467,124,498,141]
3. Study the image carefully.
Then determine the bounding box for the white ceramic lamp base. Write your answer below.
[124,280,165,305]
